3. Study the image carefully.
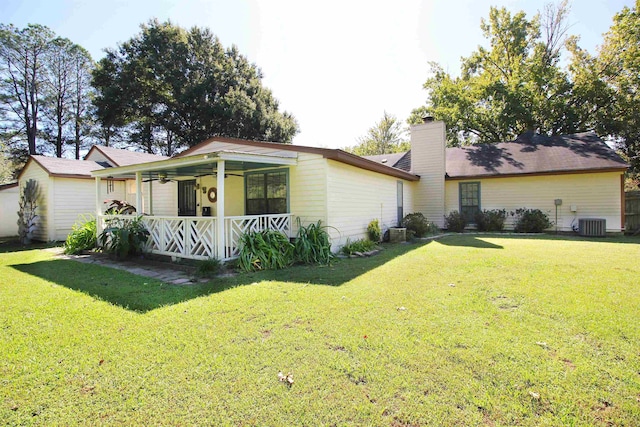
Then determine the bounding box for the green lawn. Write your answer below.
[1,235,639,426]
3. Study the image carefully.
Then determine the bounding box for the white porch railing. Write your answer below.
[98,213,293,261]
[224,213,293,259]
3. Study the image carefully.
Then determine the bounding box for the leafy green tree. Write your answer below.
[410,2,578,146]
[345,112,409,155]
[571,0,640,174]
[92,20,298,155]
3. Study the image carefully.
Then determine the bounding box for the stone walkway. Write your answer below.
[51,248,206,285]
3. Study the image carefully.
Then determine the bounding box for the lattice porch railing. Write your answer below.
[98,213,292,261]
[224,214,293,259]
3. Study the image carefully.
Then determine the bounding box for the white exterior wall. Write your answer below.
[0,186,19,237]
[18,162,50,241]
[325,159,415,249]
[126,180,176,216]
[53,177,126,241]
[444,171,624,232]
[411,121,447,227]
[198,175,244,217]
[289,153,328,233]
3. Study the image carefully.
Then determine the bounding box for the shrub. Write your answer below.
[98,215,150,258]
[513,208,552,233]
[17,179,39,244]
[341,238,377,256]
[238,230,294,272]
[195,258,222,278]
[295,219,334,265]
[64,215,97,254]
[445,210,467,232]
[401,213,439,237]
[367,219,382,242]
[474,209,507,232]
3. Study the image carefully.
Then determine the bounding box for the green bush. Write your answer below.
[295,219,334,265]
[195,258,222,278]
[401,212,439,237]
[341,238,377,256]
[98,215,150,258]
[445,210,467,232]
[367,219,382,242]
[64,215,97,254]
[513,208,552,233]
[474,209,507,232]
[238,230,294,272]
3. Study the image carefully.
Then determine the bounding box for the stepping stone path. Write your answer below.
[50,248,207,285]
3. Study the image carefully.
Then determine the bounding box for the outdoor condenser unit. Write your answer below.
[578,218,606,237]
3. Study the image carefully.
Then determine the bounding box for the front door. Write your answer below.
[178,180,196,216]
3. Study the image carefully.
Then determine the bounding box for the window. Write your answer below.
[245,170,288,215]
[459,182,480,223]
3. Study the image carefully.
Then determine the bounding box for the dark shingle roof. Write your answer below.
[446,132,628,178]
[363,151,412,172]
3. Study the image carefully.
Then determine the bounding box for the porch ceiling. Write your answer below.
[137,160,283,181]
[91,150,297,180]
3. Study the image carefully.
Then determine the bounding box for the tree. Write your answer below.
[409,2,578,146]
[0,24,55,156]
[92,20,298,155]
[573,0,640,174]
[0,144,14,183]
[345,112,410,156]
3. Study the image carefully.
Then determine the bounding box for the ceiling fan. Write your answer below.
[143,172,175,184]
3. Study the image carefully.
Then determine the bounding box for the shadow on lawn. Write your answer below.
[9,241,429,313]
[436,236,504,249]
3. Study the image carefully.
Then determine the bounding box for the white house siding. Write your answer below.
[325,159,414,249]
[18,162,50,241]
[444,171,624,232]
[289,153,328,234]
[53,177,126,241]
[125,180,176,216]
[411,121,447,228]
[84,150,111,165]
[0,185,19,237]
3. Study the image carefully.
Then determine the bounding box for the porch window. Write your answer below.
[459,182,480,223]
[245,170,288,215]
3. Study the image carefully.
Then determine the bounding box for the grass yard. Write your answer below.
[1,235,639,426]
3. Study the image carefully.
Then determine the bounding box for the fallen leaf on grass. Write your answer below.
[529,391,540,400]
[278,371,294,387]
[396,306,407,311]
[535,341,548,348]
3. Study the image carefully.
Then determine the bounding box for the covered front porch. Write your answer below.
[92,149,297,260]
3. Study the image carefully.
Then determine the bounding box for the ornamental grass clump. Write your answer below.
[238,230,294,272]
[294,219,334,265]
[64,215,97,254]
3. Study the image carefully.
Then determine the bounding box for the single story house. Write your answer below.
[17,146,169,241]
[90,120,627,261]
[17,119,627,260]
[0,182,19,237]
[368,121,629,233]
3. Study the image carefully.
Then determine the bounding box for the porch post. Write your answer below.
[95,177,102,236]
[135,171,143,214]
[216,160,225,259]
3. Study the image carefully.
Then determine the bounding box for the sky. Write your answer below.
[2,0,635,149]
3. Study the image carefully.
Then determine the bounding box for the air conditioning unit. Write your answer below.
[578,218,606,237]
